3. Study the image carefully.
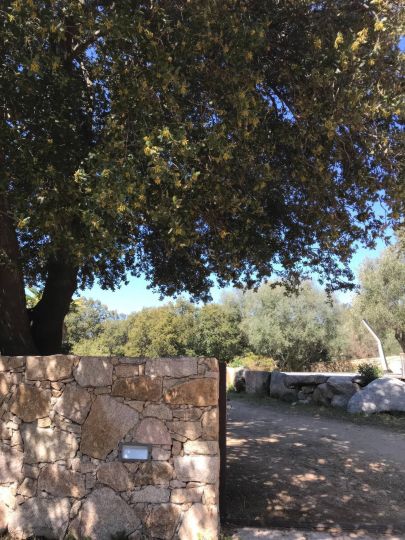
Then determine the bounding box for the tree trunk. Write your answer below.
[395,329,405,353]
[0,196,37,355]
[30,258,78,355]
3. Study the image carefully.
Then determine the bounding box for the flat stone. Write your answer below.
[97,462,134,491]
[168,421,202,440]
[0,374,9,400]
[26,355,75,381]
[174,456,219,483]
[348,377,405,414]
[144,503,181,539]
[81,395,139,459]
[284,373,331,387]
[70,487,140,540]
[134,418,171,445]
[10,384,50,422]
[54,385,92,424]
[178,503,218,540]
[199,358,219,372]
[0,444,23,483]
[38,464,85,498]
[112,376,162,401]
[173,408,202,421]
[0,356,25,371]
[164,378,218,406]
[8,497,71,539]
[203,485,217,505]
[145,357,198,378]
[331,394,350,408]
[171,487,203,503]
[184,441,219,455]
[134,461,173,485]
[143,403,172,420]
[115,364,139,378]
[74,357,113,387]
[131,485,170,503]
[201,409,219,440]
[21,424,78,463]
[0,485,16,510]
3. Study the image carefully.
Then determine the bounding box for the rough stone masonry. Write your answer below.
[0,355,220,540]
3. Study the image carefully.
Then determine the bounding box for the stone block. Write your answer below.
[178,503,218,540]
[54,385,92,424]
[26,355,75,381]
[38,464,85,498]
[131,485,170,503]
[174,456,219,483]
[81,395,139,459]
[21,424,78,464]
[171,487,203,503]
[145,357,198,378]
[152,447,171,460]
[97,462,134,491]
[8,497,71,539]
[134,418,171,445]
[134,461,173,485]
[173,408,202,421]
[0,356,25,371]
[164,378,218,406]
[112,376,162,401]
[115,364,139,378]
[144,503,181,539]
[10,384,50,422]
[269,372,297,401]
[17,478,37,498]
[183,441,219,455]
[201,409,219,440]
[74,357,113,387]
[143,403,172,420]
[168,421,202,440]
[0,444,24,483]
[0,420,10,440]
[245,370,270,394]
[0,374,9,400]
[70,487,140,540]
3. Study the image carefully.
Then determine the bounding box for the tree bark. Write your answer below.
[0,196,37,355]
[30,257,78,355]
[395,329,405,353]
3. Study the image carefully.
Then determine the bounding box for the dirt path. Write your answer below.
[225,396,405,536]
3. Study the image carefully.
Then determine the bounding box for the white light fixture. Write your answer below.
[120,443,151,462]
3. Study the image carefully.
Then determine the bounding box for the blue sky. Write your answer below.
[84,236,390,314]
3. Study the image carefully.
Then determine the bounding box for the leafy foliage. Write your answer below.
[358,362,383,385]
[240,281,344,370]
[353,239,405,351]
[1,2,403,355]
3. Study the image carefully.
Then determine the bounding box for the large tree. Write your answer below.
[1,1,402,355]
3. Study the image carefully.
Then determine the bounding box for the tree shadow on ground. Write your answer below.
[224,397,405,535]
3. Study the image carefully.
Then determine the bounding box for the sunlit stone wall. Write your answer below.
[0,355,219,539]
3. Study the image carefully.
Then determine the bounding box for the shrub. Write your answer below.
[358,362,383,385]
[229,352,277,371]
[310,359,358,373]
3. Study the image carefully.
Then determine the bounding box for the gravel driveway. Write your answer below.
[225,396,405,536]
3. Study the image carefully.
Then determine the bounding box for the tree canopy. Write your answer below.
[353,239,405,351]
[1,0,403,355]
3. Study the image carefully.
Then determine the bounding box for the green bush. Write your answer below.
[229,352,277,371]
[358,362,383,385]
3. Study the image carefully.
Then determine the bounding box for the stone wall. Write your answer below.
[0,355,220,540]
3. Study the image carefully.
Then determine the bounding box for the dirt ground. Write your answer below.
[224,395,405,536]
